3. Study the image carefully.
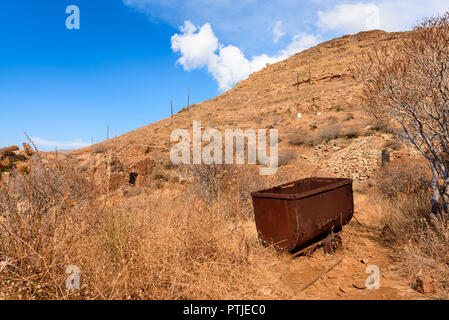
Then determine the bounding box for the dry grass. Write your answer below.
[377,192,449,298]
[288,123,364,147]
[91,145,108,154]
[374,159,431,199]
[372,160,449,298]
[278,149,297,167]
[0,156,290,299]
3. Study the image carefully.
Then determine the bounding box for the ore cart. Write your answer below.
[251,178,354,255]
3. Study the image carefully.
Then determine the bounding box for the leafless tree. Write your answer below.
[356,13,449,218]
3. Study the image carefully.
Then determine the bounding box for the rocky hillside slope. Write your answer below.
[68,29,418,191]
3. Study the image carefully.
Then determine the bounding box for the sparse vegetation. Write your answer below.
[318,124,342,143]
[0,156,287,299]
[378,191,449,297]
[278,149,297,167]
[91,144,108,154]
[374,159,431,200]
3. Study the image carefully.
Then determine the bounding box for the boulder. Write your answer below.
[0,145,19,158]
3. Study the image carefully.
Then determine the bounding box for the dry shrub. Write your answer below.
[151,167,170,182]
[78,192,286,299]
[383,140,402,151]
[374,157,449,296]
[318,124,342,143]
[0,155,102,299]
[182,163,236,202]
[289,124,362,147]
[91,145,108,154]
[287,128,319,146]
[341,126,364,139]
[278,149,297,167]
[374,159,431,199]
[379,192,449,297]
[0,155,286,299]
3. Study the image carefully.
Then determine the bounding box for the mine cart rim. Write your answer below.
[250,177,353,200]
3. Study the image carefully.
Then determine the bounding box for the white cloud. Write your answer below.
[171,21,218,70]
[31,137,90,150]
[171,21,320,91]
[377,0,449,31]
[126,0,449,89]
[272,21,285,43]
[318,2,381,34]
[317,1,449,33]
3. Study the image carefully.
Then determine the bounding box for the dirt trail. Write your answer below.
[268,193,426,300]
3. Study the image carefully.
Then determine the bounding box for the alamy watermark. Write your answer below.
[65,265,80,291]
[66,5,80,30]
[365,265,380,289]
[170,121,278,175]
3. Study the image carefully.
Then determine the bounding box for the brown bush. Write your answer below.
[0,156,286,300]
[288,128,319,146]
[0,155,102,299]
[341,126,364,139]
[278,149,297,167]
[318,124,342,143]
[379,192,449,297]
[383,140,402,151]
[91,144,108,154]
[182,163,236,202]
[373,159,431,199]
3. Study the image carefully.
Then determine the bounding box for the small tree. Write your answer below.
[356,13,449,218]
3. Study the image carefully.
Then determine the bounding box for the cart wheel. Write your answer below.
[324,234,342,255]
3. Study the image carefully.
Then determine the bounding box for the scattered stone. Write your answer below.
[314,136,382,182]
[359,258,368,264]
[352,282,366,290]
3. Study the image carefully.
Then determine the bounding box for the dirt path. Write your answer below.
[270,193,426,300]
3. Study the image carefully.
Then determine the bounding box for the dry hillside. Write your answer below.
[2,29,445,300]
[67,29,418,190]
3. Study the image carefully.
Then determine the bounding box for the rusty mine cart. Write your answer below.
[251,177,354,255]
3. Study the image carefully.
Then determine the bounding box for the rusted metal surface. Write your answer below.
[251,177,354,252]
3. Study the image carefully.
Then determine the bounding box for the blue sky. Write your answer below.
[1,0,448,150]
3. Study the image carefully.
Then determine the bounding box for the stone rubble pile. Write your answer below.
[313,136,383,181]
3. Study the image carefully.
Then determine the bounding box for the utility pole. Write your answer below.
[187,88,190,108]
[296,72,299,91]
[308,63,311,85]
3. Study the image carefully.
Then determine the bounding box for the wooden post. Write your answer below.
[296,72,299,91]
[381,149,390,167]
[187,88,190,108]
[308,63,311,85]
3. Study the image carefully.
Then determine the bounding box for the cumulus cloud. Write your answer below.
[171,21,320,91]
[318,2,381,34]
[31,137,90,150]
[171,21,218,70]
